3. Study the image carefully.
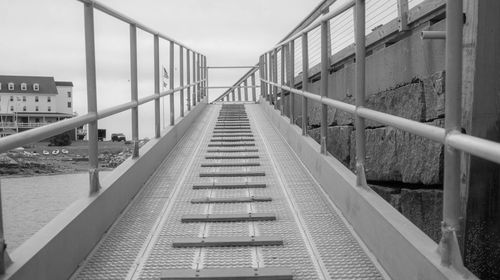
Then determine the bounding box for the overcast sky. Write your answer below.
[0,0,322,139]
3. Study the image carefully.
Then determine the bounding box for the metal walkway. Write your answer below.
[71,104,386,280]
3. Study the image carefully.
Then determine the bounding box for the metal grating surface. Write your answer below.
[71,104,387,280]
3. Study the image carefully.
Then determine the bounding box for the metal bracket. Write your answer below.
[438,221,468,276]
[160,267,293,280]
[355,162,368,188]
[192,183,266,190]
[320,136,327,155]
[172,236,284,248]
[89,168,101,194]
[181,213,276,223]
[132,140,140,158]
[0,239,12,275]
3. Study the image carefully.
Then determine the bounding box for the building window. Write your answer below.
[8,83,14,91]
[35,106,39,112]
[35,96,39,102]
[48,106,51,112]
[22,106,26,112]
[67,102,72,108]
[21,83,27,91]
[33,83,39,91]
[67,92,71,98]
[10,106,13,111]
[10,96,13,102]
[47,96,51,102]
[22,96,26,102]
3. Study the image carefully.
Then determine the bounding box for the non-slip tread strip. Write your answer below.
[160,267,293,280]
[199,172,265,177]
[190,196,272,203]
[181,213,276,222]
[172,236,284,248]
[192,183,266,189]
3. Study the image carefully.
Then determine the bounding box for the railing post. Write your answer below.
[301,33,309,136]
[288,40,295,125]
[320,20,329,154]
[397,0,409,31]
[440,0,465,271]
[232,90,235,101]
[169,41,175,126]
[244,80,248,101]
[130,24,139,158]
[273,48,278,109]
[179,46,185,117]
[84,1,100,194]
[251,72,256,102]
[0,182,12,274]
[354,0,368,187]
[280,45,286,115]
[237,84,242,101]
[204,56,208,101]
[267,52,272,102]
[197,53,201,103]
[187,49,191,111]
[192,52,197,107]
[154,35,161,138]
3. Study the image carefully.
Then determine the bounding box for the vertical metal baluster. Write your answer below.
[354,0,367,187]
[84,2,100,194]
[192,52,197,107]
[232,89,235,101]
[197,53,201,103]
[251,72,256,102]
[238,85,242,101]
[179,46,184,117]
[440,0,465,270]
[204,56,208,101]
[154,35,160,138]
[301,33,309,136]
[244,80,248,101]
[169,41,175,125]
[130,24,139,158]
[187,49,191,111]
[267,52,272,102]
[288,40,295,125]
[320,20,329,154]
[280,45,286,115]
[273,49,278,109]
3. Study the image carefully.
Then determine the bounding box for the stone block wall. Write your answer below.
[298,71,445,242]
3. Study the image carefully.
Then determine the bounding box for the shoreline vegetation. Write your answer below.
[0,140,149,178]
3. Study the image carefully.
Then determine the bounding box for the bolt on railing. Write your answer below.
[255,0,494,274]
[0,0,207,273]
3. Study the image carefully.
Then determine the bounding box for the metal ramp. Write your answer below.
[71,104,386,280]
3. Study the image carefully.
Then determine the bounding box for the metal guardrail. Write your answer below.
[255,0,495,276]
[0,0,207,272]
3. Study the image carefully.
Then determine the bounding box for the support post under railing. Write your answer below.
[251,72,256,102]
[288,40,295,125]
[169,41,175,126]
[204,56,208,100]
[244,80,248,101]
[273,49,278,109]
[440,0,465,271]
[153,35,161,138]
[0,182,12,274]
[280,45,286,115]
[192,52,197,106]
[197,53,201,103]
[187,49,191,111]
[268,52,272,102]
[130,24,139,158]
[354,0,367,187]
[232,90,235,101]
[179,46,185,117]
[301,33,309,136]
[84,2,100,194]
[397,0,409,31]
[237,85,242,101]
[320,20,329,154]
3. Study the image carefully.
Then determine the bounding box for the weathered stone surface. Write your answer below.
[308,126,353,167]
[336,83,425,127]
[400,188,443,243]
[350,127,401,181]
[396,119,444,184]
[422,71,446,120]
[370,184,401,211]
[308,100,336,127]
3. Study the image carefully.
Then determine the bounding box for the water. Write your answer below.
[1,172,110,252]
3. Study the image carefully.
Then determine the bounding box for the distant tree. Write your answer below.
[49,130,72,146]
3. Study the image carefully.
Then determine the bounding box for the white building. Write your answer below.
[0,76,74,137]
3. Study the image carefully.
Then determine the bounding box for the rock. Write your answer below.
[400,188,443,243]
[370,184,401,211]
[308,100,337,127]
[308,126,353,167]
[396,119,444,184]
[350,126,401,181]
[422,71,446,120]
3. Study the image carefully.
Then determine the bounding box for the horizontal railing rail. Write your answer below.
[256,0,480,277]
[0,0,208,273]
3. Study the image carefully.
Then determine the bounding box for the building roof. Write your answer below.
[0,75,58,94]
[55,81,74,87]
